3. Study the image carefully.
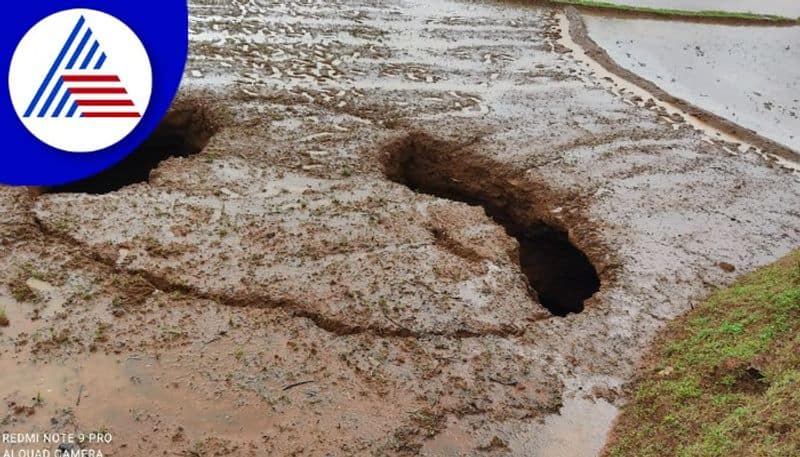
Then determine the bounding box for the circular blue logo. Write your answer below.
[2,1,188,185]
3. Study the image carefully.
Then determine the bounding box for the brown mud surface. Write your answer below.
[2,0,800,455]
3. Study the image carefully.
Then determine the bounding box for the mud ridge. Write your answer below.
[564,7,800,163]
[30,214,527,340]
[549,2,799,26]
[382,133,607,316]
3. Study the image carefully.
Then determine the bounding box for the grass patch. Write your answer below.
[606,249,800,456]
[549,0,799,23]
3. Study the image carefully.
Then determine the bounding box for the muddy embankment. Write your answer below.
[558,0,800,19]
[563,7,799,166]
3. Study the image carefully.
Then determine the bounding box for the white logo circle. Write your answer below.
[8,9,152,153]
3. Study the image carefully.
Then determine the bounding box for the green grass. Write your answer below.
[607,249,800,457]
[549,0,799,22]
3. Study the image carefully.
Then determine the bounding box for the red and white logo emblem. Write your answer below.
[8,9,152,153]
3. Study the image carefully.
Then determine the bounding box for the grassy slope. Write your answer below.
[549,0,798,22]
[606,249,800,457]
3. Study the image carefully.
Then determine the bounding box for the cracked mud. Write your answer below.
[1,0,799,456]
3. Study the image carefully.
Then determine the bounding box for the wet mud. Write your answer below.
[1,0,799,455]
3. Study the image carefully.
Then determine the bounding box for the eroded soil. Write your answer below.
[2,0,799,456]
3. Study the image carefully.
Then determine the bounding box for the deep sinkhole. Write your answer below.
[383,135,600,316]
[45,108,215,194]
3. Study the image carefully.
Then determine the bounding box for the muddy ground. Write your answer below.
[1,0,799,456]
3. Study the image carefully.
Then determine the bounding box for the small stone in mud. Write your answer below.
[718,262,736,273]
[172,426,185,442]
[479,436,509,451]
[58,443,80,453]
[658,366,674,377]
[0,315,8,327]
[11,404,35,416]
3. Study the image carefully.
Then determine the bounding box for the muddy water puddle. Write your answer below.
[0,286,406,455]
[0,352,268,453]
[0,288,267,453]
[0,284,67,339]
[421,396,618,456]
[510,397,619,457]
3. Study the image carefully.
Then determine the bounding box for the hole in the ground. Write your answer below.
[383,134,600,316]
[45,108,216,194]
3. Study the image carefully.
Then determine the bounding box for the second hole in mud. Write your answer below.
[45,108,215,194]
[384,135,600,316]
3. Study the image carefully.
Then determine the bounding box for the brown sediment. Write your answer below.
[3,0,799,454]
[563,6,799,164]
